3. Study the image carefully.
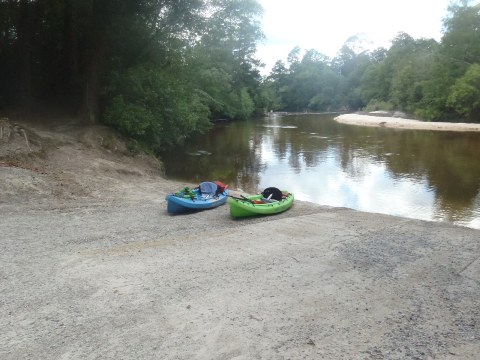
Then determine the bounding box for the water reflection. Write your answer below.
[160,114,480,229]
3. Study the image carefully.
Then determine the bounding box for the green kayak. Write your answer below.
[228,189,294,218]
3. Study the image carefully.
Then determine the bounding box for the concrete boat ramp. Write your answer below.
[1,200,479,359]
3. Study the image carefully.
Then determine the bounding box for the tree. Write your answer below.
[186,0,264,119]
[415,1,480,120]
[261,60,288,110]
[0,0,266,148]
[103,64,211,150]
[287,46,301,69]
[447,63,480,121]
[441,1,480,72]
[265,47,343,112]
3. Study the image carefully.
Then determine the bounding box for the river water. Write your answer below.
[160,113,480,229]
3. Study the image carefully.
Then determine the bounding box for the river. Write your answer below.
[160,113,480,229]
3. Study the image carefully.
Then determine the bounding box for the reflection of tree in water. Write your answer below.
[235,127,264,192]
[160,121,264,192]
[381,131,479,222]
[335,127,480,221]
[268,114,480,223]
[162,114,480,223]
[272,115,332,171]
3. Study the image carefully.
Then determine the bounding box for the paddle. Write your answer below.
[228,194,255,204]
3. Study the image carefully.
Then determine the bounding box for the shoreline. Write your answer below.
[2,117,480,359]
[334,113,480,132]
[3,185,479,359]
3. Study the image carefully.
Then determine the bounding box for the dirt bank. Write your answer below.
[1,116,479,359]
[335,113,480,132]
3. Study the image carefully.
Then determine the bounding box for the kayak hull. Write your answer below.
[228,192,294,218]
[166,189,229,214]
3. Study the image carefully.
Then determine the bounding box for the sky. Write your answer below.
[256,0,453,75]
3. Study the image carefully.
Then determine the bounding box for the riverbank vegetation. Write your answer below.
[1,0,479,152]
[0,0,265,150]
[262,1,480,123]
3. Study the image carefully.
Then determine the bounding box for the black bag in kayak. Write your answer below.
[261,187,283,201]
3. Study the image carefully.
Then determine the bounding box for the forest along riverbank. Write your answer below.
[1,117,479,359]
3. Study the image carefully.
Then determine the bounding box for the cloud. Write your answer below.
[257,146,436,222]
[257,0,450,74]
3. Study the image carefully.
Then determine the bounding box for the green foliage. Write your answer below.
[264,2,480,123]
[187,0,264,119]
[261,47,344,112]
[359,63,390,103]
[190,66,234,116]
[4,0,480,143]
[186,49,258,120]
[413,61,454,121]
[442,1,480,69]
[447,63,480,121]
[104,65,211,150]
[0,0,265,149]
[363,100,394,112]
[238,87,256,119]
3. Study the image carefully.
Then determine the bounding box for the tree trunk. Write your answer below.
[63,0,80,105]
[81,0,109,124]
[16,0,35,109]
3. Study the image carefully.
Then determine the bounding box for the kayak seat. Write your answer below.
[198,182,219,196]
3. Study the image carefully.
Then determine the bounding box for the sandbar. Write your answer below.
[335,113,480,132]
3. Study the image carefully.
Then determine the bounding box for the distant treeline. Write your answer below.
[263,1,480,123]
[1,1,479,151]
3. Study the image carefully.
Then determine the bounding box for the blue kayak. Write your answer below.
[166,181,229,214]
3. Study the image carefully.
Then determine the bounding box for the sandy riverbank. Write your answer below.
[1,116,479,359]
[335,113,480,132]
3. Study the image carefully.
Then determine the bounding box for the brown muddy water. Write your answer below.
[160,113,480,229]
